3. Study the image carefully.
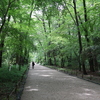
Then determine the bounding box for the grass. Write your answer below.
[0,65,28,99]
[0,65,27,83]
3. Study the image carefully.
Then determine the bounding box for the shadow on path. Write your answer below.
[21,64,100,100]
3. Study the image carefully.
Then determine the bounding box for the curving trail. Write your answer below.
[21,64,100,100]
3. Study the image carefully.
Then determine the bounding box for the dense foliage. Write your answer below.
[0,0,100,74]
[0,65,26,83]
[0,65,27,99]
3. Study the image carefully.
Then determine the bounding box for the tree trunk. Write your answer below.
[89,57,95,72]
[0,41,4,68]
[74,51,81,71]
[93,56,98,71]
[73,0,87,74]
[0,1,13,34]
[81,61,87,75]
[47,51,52,65]
[67,56,72,67]
[54,56,57,66]
[52,50,57,66]
[0,2,10,67]
[0,34,5,68]
[42,7,47,33]
[44,53,47,64]
[0,1,17,67]
[61,57,64,68]
[83,0,96,72]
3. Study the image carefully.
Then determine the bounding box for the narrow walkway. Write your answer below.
[21,64,100,100]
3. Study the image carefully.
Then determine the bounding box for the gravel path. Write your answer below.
[21,64,100,100]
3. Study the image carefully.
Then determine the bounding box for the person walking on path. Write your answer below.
[32,61,35,69]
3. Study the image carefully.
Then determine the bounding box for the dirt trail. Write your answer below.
[21,64,100,100]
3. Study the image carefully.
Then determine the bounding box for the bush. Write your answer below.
[0,65,27,83]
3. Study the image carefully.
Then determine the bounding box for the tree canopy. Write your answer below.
[0,0,100,73]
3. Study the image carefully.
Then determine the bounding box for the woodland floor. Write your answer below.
[21,64,100,100]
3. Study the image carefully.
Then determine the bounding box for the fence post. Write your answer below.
[15,84,18,94]
[7,95,9,100]
[82,73,83,78]
[76,70,77,76]
[90,75,92,80]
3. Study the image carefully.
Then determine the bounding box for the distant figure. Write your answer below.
[32,61,35,69]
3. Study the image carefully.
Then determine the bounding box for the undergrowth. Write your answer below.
[0,65,28,97]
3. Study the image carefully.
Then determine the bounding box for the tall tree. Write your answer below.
[73,0,87,74]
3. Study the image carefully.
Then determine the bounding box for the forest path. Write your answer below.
[21,64,100,100]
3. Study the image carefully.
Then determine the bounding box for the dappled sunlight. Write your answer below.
[76,92,92,96]
[40,69,52,71]
[49,73,54,75]
[25,86,31,89]
[73,88,98,99]
[26,88,39,92]
[82,93,91,96]
[55,77,67,81]
[74,93,92,99]
[30,73,39,75]
[40,74,52,77]
[21,65,100,100]
[83,88,96,94]
[70,90,94,99]
[55,75,77,81]
[25,86,39,92]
